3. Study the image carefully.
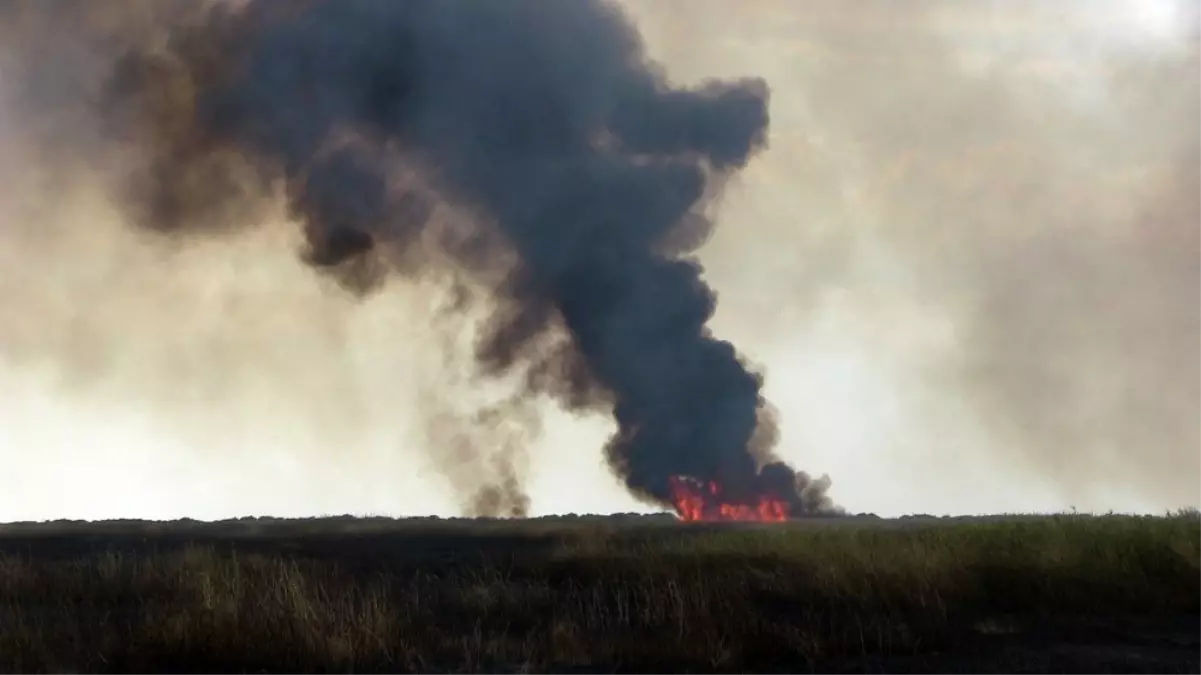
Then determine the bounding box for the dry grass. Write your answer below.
[0,511,1197,673]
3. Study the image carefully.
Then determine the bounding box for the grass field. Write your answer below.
[0,511,1197,673]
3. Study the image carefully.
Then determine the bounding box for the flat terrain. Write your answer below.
[0,512,1197,673]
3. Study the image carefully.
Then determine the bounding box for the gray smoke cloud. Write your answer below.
[0,0,833,517]
[0,0,1195,519]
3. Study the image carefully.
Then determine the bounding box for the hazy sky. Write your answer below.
[0,0,1196,521]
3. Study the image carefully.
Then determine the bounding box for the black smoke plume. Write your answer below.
[2,0,836,516]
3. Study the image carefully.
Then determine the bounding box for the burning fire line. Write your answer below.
[667,475,790,522]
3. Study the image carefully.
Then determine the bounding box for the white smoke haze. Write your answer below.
[0,0,1197,521]
[624,0,1200,514]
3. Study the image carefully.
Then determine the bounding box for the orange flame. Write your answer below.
[668,475,789,522]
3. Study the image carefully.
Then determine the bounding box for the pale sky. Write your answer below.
[0,0,1196,522]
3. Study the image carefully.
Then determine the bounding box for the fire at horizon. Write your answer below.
[668,475,790,522]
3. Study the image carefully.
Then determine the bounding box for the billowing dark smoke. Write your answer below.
[1,0,835,516]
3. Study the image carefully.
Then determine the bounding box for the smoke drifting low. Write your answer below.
[0,0,835,516]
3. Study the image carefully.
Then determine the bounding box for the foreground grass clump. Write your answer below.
[0,512,1197,673]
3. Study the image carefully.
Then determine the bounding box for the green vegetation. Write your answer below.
[0,512,1197,673]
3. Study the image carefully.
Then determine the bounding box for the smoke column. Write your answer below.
[0,0,834,515]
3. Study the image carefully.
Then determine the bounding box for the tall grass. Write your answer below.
[0,512,1197,673]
